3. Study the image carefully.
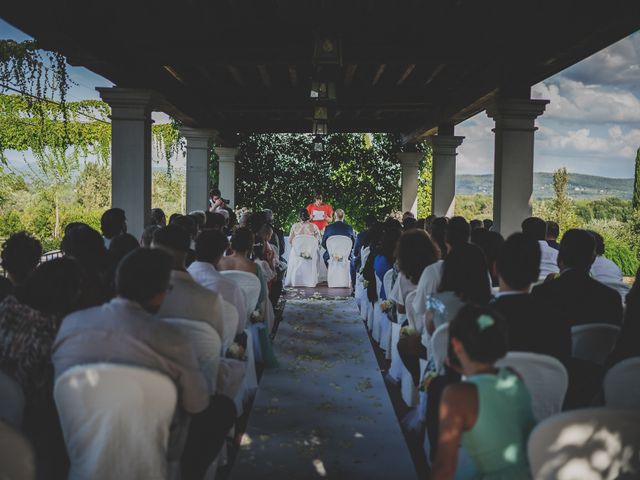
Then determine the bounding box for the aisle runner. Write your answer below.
[232,297,416,479]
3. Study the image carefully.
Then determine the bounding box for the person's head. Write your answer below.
[470,229,504,285]
[403,217,417,231]
[299,209,311,223]
[188,211,206,232]
[363,221,384,250]
[61,225,107,273]
[497,233,541,291]
[64,222,88,236]
[546,221,560,241]
[108,233,140,268]
[24,258,83,318]
[558,229,596,272]
[521,217,547,241]
[171,214,198,241]
[431,217,449,255]
[150,208,166,227]
[587,230,605,256]
[364,214,377,230]
[469,219,483,231]
[483,219,493,231]
[151,225,191,269]
[209,188,223,205]
[1,232,42,286]
[439,243,491,304]
[168,213,183,225]
[313,192,323,205]
[204,212,227,231]
[397,230,441,284]
[257,223,273,243]
[446,216,470,251]
[100,208,127,239]
[335,209,345,222]
[238,211,252,227]
[448,305,508,374]
[263,209,274,224]
[116,248,172,313]
[379,225,402,262]
[230,227,255,256]
[195,230,229,265]
[248,211,268,233]
[141,225,161,248]
[402,211,415,221]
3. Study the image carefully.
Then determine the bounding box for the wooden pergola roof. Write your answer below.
[3,1,640,143]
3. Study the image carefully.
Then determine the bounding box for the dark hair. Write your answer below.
[483,219,493,231]
[1,232,42,284]
[431,217,449,256]
[471,229,504,270]
[362,221,384,251]
[171,215,197,239]
[107,234,140,282]
[64,222,88,236]
[587,230,605,256]
[61,225,107,274]
[116,249,172,303]
[546,221,560,239]
[24,258,82,317]
[150,208,166,227]
[313,192,323,200]
[141,225,160,248]
[231,227,255,253]
[383,218,403,232]
[209,188,222,198]
[204,212,226,230]
[449,304,508,364]
[188,212,205,231]
[299,209,310,222]
[195,230,229,263]
[100,208,127,239]
[402,217,417,231]
[439,243,491,304]
[559,229,596,271]
[364,214,377,229]
[521,217,547,241]
[469,219,483,230]
[497,233,541,290]
[168,213,182,224]
[379,226,402,263]
[397,230,441,284]
[446,216,470,249]
[152,225,191,253]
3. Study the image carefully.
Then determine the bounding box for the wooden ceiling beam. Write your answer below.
[372,64,386,86]
[288,65,298,87]
[424,64,446,86]
[396,63,416,86]
[226,65,246,87]
[344,64,358,87]
[257,64,271,87]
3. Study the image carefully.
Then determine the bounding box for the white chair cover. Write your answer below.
[217,299,239,352]
[528,407,640,480]
[496,352,568,421]
[383,270,394,303]
[0,370,24,428]
[161,318,222,395]
[285,235,319,287]
[372,275,384,343]
[356,246,371,319]
[604,357,640,409]
[380,270,395,358]
[430,322,450,375]
[220,270,261,316]
[388,313,405,382]
[0,419,35,480]
[55,364,178,480]
[327,236,352,288]
[366,296,375,333]
[603,280,630,303]
[317,246,328,284]
[571,323,621,365]
[405,291,419,331]
[400,291,420,406]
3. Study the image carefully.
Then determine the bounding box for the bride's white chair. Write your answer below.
[327,235,353,288]
[55,364,180,480]
[285,235,319,287]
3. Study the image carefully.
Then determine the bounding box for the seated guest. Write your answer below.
[546,220,560,250]
[402,216,417,231]
[171,215,198,267]
[150,208,166,227]
[431,305,535,480]
[532,229,623,328]
[264,209,286,262]
[322,209,355,265]
[289,209,321,244]
[100,208,127,248]
[52,250,231,480]
[430,217,449,258]
[493,233,569,361]
[152,226,226,341]
[188,211,206,233]
[202,211,227,232]
[588,231,623,284]
[482,219,493,231]
[352,214,377,286]
[522,216,558,280]
[105,233,140,295]
[469,219,483,230]
[188,230,247,333]
[60,225,110,308]
[141,225,160,248]
[374,221,402,300]
[608,266,640,365]
[470,229,504,287]
[0,232,42,301]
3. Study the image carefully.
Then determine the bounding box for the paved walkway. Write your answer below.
[231,292,416,479]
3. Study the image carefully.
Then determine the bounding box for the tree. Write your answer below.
[633,147,640,210]
[417,144,433,218]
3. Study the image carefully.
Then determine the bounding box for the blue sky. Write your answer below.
[1,19,639,178]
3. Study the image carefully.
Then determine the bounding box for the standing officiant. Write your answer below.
[306,192,333,233]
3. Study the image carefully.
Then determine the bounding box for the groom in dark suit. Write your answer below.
[321,209,355,266]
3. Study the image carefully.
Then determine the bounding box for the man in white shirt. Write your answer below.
[522,217,559,280]
[152,225,232,347]
[589,231,623,284]
[188,230,247,334]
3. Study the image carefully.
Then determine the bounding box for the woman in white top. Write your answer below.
[288,209,321,244]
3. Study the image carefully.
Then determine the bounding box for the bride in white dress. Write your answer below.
[285,209,322,287]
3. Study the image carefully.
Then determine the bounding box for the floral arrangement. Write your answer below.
[420,370,438,392]
[226,342,246,360]
[400,325,416,337]
[380,299,395,313]
[300,251,312,260]
[332,254,345,262]
[250,308,264,323]
[362,279,369,288]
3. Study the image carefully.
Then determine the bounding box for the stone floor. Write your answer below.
[230,289,417,479]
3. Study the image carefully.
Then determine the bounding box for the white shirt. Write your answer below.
[539,240,559,280]
[412,260,444,317]
[387,272,417,306]
[591,255,623,284]
[188,261,247,334]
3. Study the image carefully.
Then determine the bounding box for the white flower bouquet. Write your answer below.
[226,342,246,360]
[380,299,395,313]
[363,279,369,288]
[250,308,264,323]
[332,254,345,262]
[400,326,417,337]
[300,251,312,260]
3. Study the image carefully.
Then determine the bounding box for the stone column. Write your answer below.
[97,87,158,239]
[397,151,422,216]
[431,132,464,218]
[486,98,549,236]
[214,147,238,209]
[181,127,216,213]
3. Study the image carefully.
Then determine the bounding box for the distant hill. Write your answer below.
[456,173,634,200]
